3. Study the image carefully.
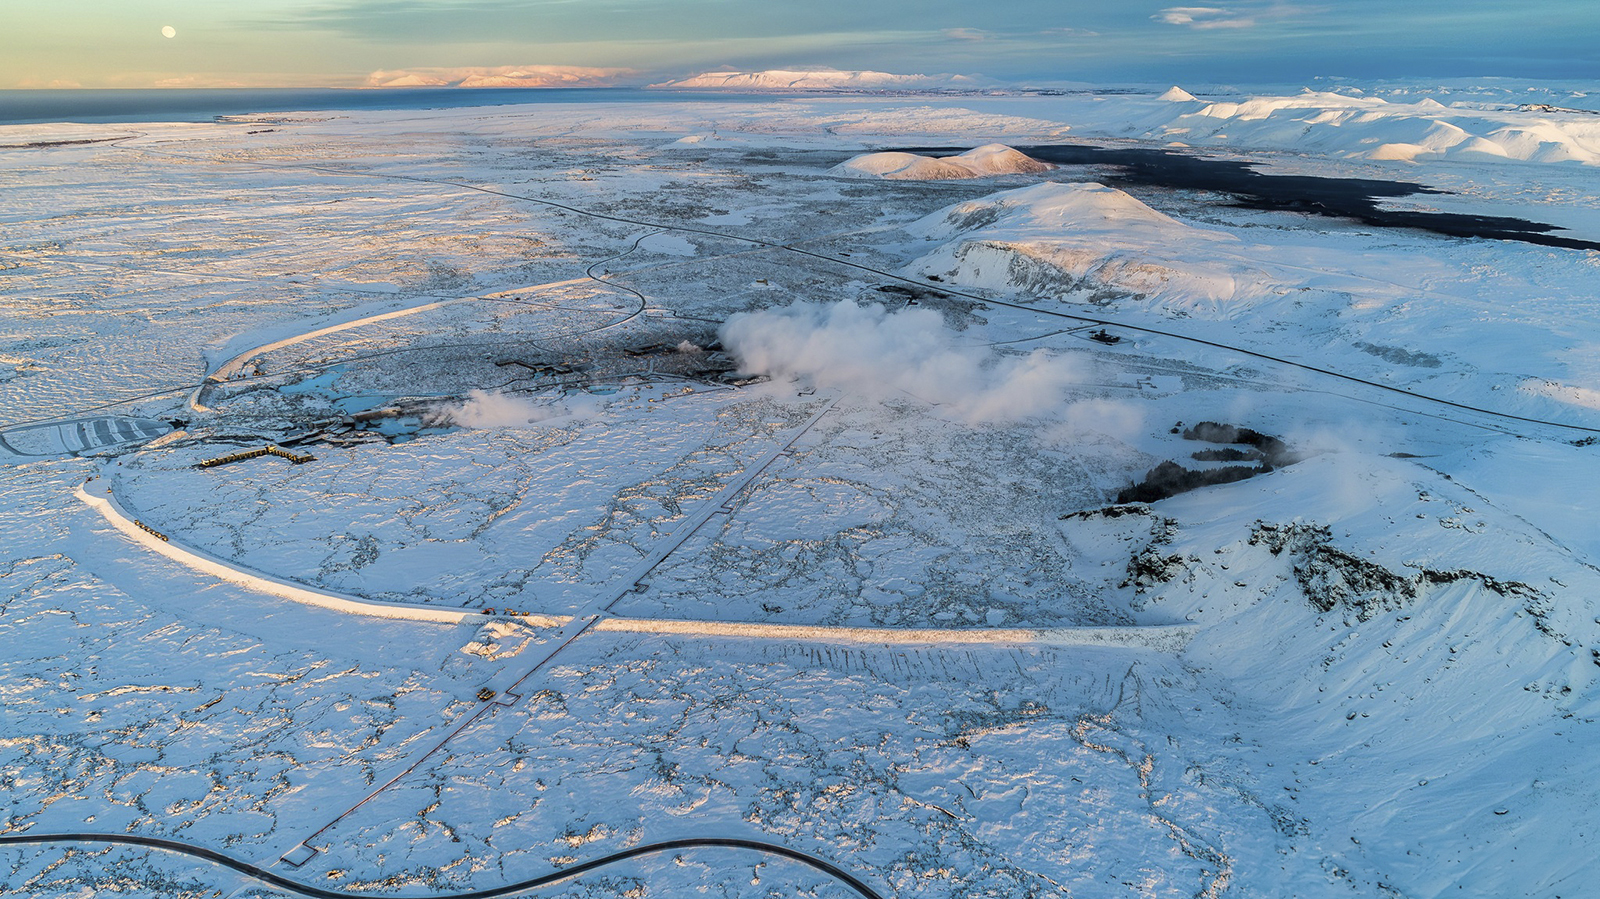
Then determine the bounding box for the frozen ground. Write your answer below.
[2,87,1599,899]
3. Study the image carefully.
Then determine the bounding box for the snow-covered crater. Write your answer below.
[831,144,1053,180]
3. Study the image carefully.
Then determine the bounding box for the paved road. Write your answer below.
[0,832,886,899]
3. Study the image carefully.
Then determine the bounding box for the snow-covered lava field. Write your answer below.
[4,86,1600,898]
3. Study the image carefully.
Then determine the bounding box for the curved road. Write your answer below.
[189,229,656,413]
[0,832,885,899]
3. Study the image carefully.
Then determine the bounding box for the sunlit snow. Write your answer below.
[2,86,1598,899]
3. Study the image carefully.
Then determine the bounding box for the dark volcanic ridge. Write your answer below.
[893,144,1600,252]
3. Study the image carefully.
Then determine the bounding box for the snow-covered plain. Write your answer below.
[2,87,1599,899]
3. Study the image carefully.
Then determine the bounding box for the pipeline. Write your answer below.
[197,445,315,469]
[132,520,169,542]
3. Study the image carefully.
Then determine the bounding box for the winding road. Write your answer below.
[0,833,885,899]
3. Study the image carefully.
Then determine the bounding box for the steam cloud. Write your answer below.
[444,390,560,429]
[720,300,1084,423]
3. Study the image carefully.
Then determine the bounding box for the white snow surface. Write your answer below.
[2,85,1599,899]
[1058,87,1600,165]
[903,179,1600,426]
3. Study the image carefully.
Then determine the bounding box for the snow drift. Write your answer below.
[831,144,1053,180]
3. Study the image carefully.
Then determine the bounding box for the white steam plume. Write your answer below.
[720,300,1083,423]
[1044,398,1147,444]
[444,390,560,429]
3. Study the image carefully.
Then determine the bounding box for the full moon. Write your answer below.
[161,25,176,38]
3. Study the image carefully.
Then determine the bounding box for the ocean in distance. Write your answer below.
[0,87,785,126]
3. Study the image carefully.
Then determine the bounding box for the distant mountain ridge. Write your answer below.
[365,66,635,89]
[651,68,989,92]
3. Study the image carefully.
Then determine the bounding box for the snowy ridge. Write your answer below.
[652,68,985,92]
[831,144,1052,180]
[365,66,635,89]
[908,181,1266,307]
[1082,450,1600,899]
[1075,87,1600,165]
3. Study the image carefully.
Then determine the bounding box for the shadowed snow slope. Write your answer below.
[832,144,1053,180]
[1098,448,1600,899]
[908,181,1272,308]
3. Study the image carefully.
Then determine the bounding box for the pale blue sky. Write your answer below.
[3,0,1595,89]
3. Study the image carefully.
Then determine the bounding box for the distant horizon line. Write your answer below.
[9,79,1596,92]
[10,69,1600,93]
